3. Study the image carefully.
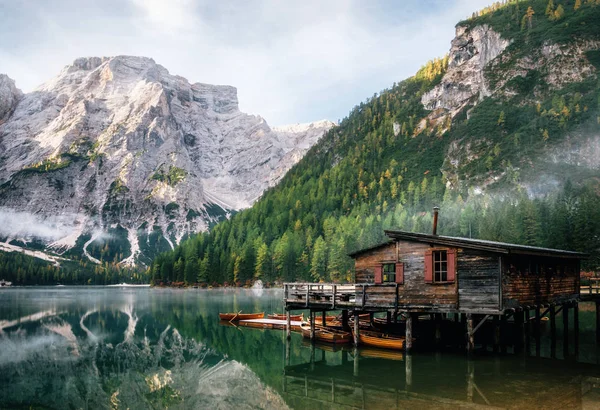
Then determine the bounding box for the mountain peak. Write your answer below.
[0,56,333,265]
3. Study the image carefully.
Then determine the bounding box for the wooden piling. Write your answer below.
[467,313,474,353]
[524,309,530,354]
[435,313,442,346]
[386,311,392,325]
[535,305,541,357]
[286,310,291,340]
[563,304,570,358]
[574,302,579,357]
[321,310,326,326]
[596,301,600,345]
[342,309,350,331]
[310,311,316,342]
[405,314,413,352]
[550,305,556,359]
[493,315,500,353]
[353,311,360,346]
[501,314,507,354]
[514,311,524,353]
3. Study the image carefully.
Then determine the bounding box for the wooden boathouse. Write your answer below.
[284,208,588,352]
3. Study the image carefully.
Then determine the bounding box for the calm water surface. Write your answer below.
[1,287,600,409]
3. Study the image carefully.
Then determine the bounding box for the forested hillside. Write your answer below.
[151,0,600,286]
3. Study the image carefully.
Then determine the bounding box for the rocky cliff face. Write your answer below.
[420,20,600,194]
[421,24,511,115]
[0,56,333,264]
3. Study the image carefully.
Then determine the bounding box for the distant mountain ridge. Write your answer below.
[0,56,334,265]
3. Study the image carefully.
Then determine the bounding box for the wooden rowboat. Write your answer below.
[219,312,264,321]
[354,329,406,350]
[300,323,352,344]
[267,313,304,321]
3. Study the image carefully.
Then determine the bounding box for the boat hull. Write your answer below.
[219,312,265,321]
[355,330,405,350]
[267,314,303,321]
[300,324,352,344]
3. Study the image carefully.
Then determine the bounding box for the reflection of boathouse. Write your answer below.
[284,208,591,352]
[282,345,600,409]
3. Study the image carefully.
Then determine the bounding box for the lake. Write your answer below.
[1,287,599,409]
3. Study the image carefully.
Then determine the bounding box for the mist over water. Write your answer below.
[1,287,599,409]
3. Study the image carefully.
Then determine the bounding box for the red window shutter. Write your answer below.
[395,262,404,284]
[447,249,456,282]
[424,250,433,283]
[374,265,383,284]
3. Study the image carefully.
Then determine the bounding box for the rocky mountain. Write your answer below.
[0,56,333,265]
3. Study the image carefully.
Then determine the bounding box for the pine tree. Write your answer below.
[310,236,328,281]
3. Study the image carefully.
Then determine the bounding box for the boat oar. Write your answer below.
[229,310,242,323]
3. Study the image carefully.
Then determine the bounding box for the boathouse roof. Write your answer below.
[348,230,588,259]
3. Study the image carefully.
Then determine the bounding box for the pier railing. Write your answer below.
[284,282,401,310]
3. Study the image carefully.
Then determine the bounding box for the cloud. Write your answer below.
[0,208,83,242]
[0,0,495,125]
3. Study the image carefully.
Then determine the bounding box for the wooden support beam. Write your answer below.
[493,315,500,353]
[574,302,579,358]
[342,310,350,332]
[405,314,413,352]
[550,305,556,359]
[535,305,541,357]
[332,284,337,309]
[514,311,524,354]
[596,301,600,345]
[310,311,316,342]
[500,314,507,354]
[386,311,391,325]
[322,311,326,326]
[353,348,359,377]
[524,309,530,355]
[467,313,474,353]
[563,304,570,358]
[435,313,442,346]
[286,310,291,340]
[353,311,360,347]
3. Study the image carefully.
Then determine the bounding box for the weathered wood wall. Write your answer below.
[354,240,458,310]
[457,249,500,312]
[353,240,579,312]
[354,243,396,283]
[503,255,579,307]
[396,240,457,310]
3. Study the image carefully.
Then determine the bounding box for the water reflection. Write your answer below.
[0,288,599,409]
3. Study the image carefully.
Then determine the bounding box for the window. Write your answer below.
[383,263,396,282]
[433,250,447,282]
[425,248,455,284]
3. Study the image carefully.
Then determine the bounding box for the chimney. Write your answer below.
[432,206,440,236]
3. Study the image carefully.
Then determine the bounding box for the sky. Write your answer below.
[0,0,494,126]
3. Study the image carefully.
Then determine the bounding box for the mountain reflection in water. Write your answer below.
[1,287,600,409]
